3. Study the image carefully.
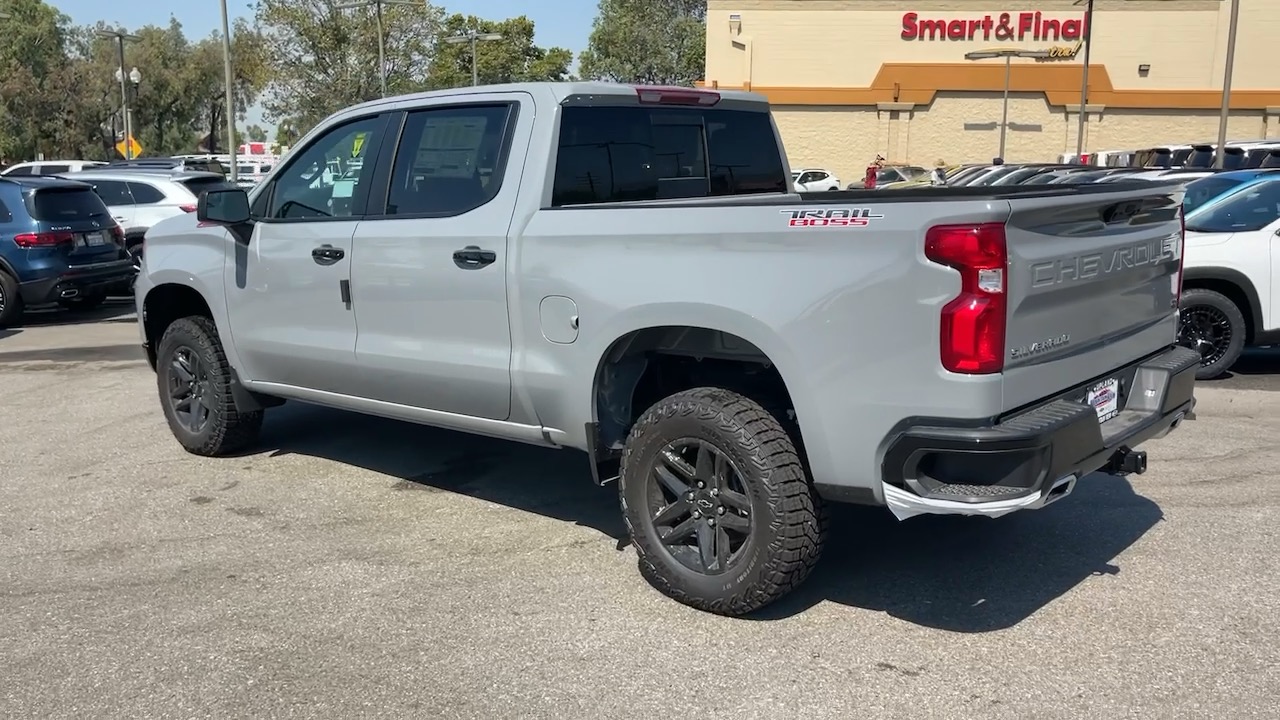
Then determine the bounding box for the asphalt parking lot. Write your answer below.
[2,299,1278,718]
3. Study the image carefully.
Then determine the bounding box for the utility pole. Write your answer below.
[95,27,141,160]
[334,0,423,97]
[1072,0,1095,161]
[1214,0,1241,169]
[220,0,238,182]
[444,29,504,87]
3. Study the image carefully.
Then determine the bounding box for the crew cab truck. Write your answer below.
[135,82,1198,617]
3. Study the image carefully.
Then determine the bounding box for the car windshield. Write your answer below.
[1185,179,1280,233]
[1183,176,1247,215]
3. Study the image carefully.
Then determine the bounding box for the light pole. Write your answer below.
[220,0,237,182]
[113,66,141,158]
[444,29,504,87]
[1214,0,1241,169]
[334,0,423,97]
[95,27,141,160]
[1071,0,1095,161]
[965,48,1051,161]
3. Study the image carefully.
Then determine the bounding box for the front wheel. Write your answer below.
[1178,288,1247,380]
[619,387,827,616]
[156,316,264,456]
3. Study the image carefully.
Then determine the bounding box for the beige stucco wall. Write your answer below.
[705,0,1280,182]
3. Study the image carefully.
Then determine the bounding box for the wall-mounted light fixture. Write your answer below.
[729,13,741,34]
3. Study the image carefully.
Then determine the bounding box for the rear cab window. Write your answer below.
[551,90,787,206]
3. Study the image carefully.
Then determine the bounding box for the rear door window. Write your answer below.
[551,103,787,206]
[25,188,112,222]
[38,164,70,175]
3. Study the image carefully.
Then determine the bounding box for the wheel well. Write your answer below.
[591,326,802,481]
[142,283,213,369]
[1182,278,1256,342]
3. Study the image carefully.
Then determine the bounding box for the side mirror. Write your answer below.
[197,186,251,225]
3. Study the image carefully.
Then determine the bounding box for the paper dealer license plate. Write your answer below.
[1087,378,1120,423]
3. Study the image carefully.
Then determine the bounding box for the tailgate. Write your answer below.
[1001,185,1185,413]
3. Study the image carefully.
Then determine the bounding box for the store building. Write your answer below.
[702,0,1280,182]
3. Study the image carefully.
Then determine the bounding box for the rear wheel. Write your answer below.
[156,316,264,456]
[1178,288,1246,380]
[619,387,826,616]
[0,270,22,327]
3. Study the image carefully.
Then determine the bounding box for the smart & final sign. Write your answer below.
[901,11,1089,42]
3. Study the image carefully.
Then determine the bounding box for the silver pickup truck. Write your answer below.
[135,81,1198,616]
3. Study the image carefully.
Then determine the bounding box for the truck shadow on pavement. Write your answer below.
[754,476,1163,629]
[13,298,137,329]
[253,401,1164,632]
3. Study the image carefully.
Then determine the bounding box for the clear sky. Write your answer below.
[51,0,598,135]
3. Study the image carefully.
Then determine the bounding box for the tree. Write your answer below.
[578,0,706,86]
[253,0,444,134]
[427,14,572,89]
[0,0,78,161]
[188,18,269,154]
[245,124,268,142]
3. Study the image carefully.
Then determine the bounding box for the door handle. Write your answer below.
[452,245,496,269]
[312,244,345,265]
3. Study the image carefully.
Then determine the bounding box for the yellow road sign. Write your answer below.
[116,135,143,159]
[351,132,367,158]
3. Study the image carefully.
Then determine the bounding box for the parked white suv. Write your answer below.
[58,169,229,269]
[2,160,107,176]
[1179,176,1280,378]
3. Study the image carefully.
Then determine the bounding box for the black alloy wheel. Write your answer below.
[1177,288,1246,380]
[166,345,214,435]
[644,438,755,575]
[619,387,827,616]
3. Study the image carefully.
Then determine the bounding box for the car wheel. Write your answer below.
[0,270,23,328]
[618,387,827,616]
[1178,288,1247,380]
[156,316,264,456]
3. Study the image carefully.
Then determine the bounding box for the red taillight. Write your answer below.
[179,204,197,213]
[634,85,720,106]
[13,231,74,248]
[925,222,1008,374]
[110,224,125,241]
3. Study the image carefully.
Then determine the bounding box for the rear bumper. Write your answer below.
[18,261,137,304]
[878,344,1199,520]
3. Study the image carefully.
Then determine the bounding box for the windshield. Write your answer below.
[1186,179,1280,233]
[1183,176,1247,215]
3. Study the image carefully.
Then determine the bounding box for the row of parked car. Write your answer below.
[0,159,234,325]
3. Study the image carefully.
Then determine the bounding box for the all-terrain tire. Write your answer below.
[619,387,827,616]
[0,270,23,328]
[156,315,264,456]
[1179,288,1247,380]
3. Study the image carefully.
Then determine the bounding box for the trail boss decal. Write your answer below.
[782,208,884,227]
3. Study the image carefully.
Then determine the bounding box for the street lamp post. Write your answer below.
[444,29,504,87]
[334,0,423,97]
[1214,0,1241,169]
[965,48,1051,161]
[114,67,141,158]
[95,27,141,160]
[1072,0,1095,161]
[220,0,238,182]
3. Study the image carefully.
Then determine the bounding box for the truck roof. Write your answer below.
[333,81,769,121]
